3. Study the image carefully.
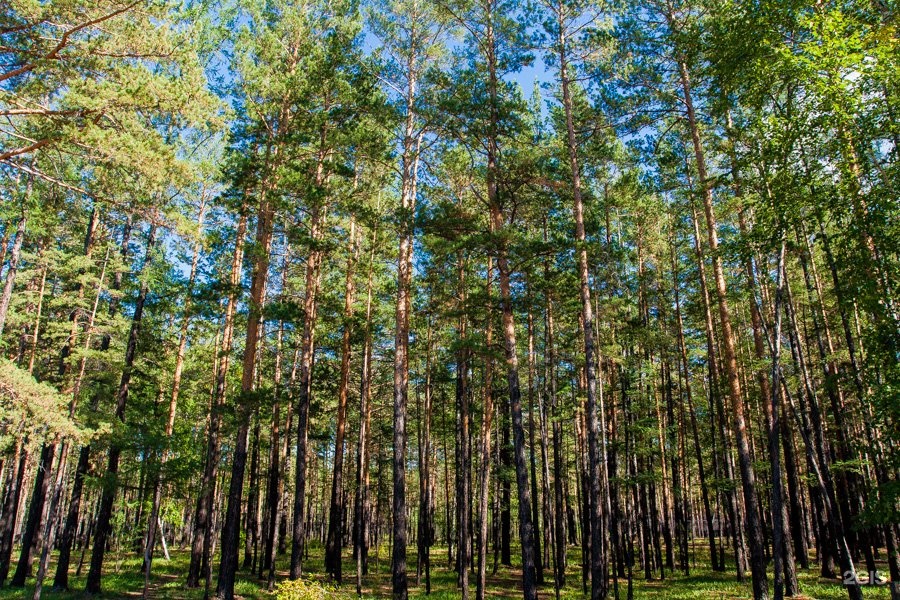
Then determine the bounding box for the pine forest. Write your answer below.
[0,1,898,599]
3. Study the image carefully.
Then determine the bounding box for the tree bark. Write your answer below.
[782,275,863,600]
[262,247,292,589]
[32,246,110,600]
[10,443,53,587]
[557,22,606,597]
[218,190,275,599]
[355,230,377,595]
[455,249,471,599]
[326,218,359,584]
[526,303,544,585]
[546,283,567,593]
[475,258,494,600]
[676,57,766,594]
[187,211,247,588]
[669,236,719,572]
[767,240,789,600]
[417,320,434,594]
[0,209,26,338]
[490,203,538,600]
[86,222,158,594]
[142,199,205,593]
[291,154,328,578]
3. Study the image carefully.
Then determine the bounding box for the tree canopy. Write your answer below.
[0,0,898,599]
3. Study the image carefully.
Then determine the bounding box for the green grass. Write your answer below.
[1,542,893,599]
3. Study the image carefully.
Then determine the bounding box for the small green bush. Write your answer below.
[275,578,349,600]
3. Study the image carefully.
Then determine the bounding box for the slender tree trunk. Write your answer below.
[490,203,538,600]
[32,442,71,600]
[734,201,799,595]
[0,223,10,277]
[478,1,537,595]
[677,58,766,595]
[795,224,875,576]
[33,248,109,600]
[188,211,247,588]
[417,321,434,594]
[0,433,27,586]
[688,197,742,576]
[53,210,121,590]
[86,222,158,594]
[560,63,607,600]
[142,200,205,595]
[475,259,494,600]
[0,209,26,338]
[356,230,377,595]
[24,255,46,374]
[500,404,511,567]
[216,188,274,599]
[291,147,329,578]
[455,250,471,599]
[782,276,863,600]
[527,302,544,585]
[767,240,789,600]
[243,414,262,571]
[669,236,719,572]
[10,443,53,587]
[535,309,556,592]
[780,408,808,569]
[546,283,567,593]
[262,247,292,589]
[326,218,359,584]
[663,357,688,575]
[557,30,606,597]
[392,67,422,596]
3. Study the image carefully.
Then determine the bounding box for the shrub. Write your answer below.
[275,578,350,600]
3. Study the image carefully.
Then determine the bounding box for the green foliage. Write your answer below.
[0,0,898,598]
[276,578,354,600]
[0,358,82,448]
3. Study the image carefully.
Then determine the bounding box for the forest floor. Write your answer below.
[1,543,894,599]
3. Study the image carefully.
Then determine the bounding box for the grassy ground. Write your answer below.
[1,542,893,599]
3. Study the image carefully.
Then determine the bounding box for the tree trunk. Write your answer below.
[243,414,261,571]
[188,211,247,588]
[262,247,292,589]
[0,209,26,338]
[216,189,274,599]
[356,230,377,595]
[688,198,741,576]
[491,202,538,600]
[475,259,494,600]
[546,284,567,592]
[326,218,359,584]
[291,166,327,578]
[669,236,719,572]
[32,247,110,599]
[783,275,863,600]
[143,199,205,593]
[455,250,471,599]
[0,433,26,586]
[86,222,158,594]
[526,303,544,585]
[557,33,605,596]
[417,320,434,594]
[676,58,767,593]
[10,443,53,587]
[53,210,121,591]
[766,240,789,600]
